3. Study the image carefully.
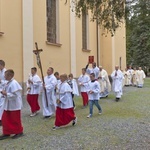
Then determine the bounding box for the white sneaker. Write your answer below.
[72,117,77,126]
[99,112,102,115]
[87,114,92,118]
[52,126,60,130]
[30,112,37,117]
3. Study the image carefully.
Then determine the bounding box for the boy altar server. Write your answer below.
[26,67,41,117]
[78,68,90,108]
[53,74,77,130]
[0,69,23,140]
[87,73,102,118]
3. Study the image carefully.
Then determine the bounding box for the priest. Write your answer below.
[136,67,146,88]
[111,65,124,101]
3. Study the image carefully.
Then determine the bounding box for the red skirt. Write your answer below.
[27,94,40,113]
[2,110,23,135]
[55,107,76,127]
[81,92,88,106]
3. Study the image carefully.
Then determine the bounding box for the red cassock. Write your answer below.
[1,79,23,135]
[54,81,76,127]
[81,92,88,106]
[55,107,75,126]
[2,110,23,135]
[27,94,40,113]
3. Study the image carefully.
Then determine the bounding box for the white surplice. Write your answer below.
[56,81,73,109]
[87,80,100,100]
[3,79,22,111]
[78,74,90,93]
[26,74,42,94]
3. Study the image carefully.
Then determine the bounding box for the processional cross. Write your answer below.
[33,42,48,107]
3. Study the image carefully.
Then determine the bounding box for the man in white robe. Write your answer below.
[86,62,100,79]
[0,60,7,126]
[42,67,57,118]
[78,68,90,108]
[132,67,138,86]
[98,66,111,98]
[111,65,124,102]
[136,67,146,88]
[123,68,130,86]
[127,66,134,85]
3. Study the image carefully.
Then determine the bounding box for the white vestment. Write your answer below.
[78,74,90,92]
[67,79,79,96]
[111,70,123,98]
[42,74,57,116]
[54,79,61,107]
[26,74,42,94]
[123,71,130,86]
[132,70,137,86]
[136,70,146,87]
[86,66,100,79]
[56,81,73,109]
[3,79,22,111]
[87,80,100,100]
[0,68,7,120]
[98,69,111,98]
[127,69,134,85]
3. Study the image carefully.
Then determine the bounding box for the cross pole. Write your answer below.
[33,42,48,107]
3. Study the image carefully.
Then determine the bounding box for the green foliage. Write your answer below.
[126,0,150,68]
[69,0,125,36]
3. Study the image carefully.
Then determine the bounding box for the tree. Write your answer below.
[66,0,126,36]
[126,0,150,70]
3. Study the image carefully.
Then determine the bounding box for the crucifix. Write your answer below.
[33,42,48,107]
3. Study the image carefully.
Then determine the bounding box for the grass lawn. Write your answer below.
[0,78,150,150]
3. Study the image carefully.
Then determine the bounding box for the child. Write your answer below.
[53,74,77,130]
[67,73,79,109]
[0,69,23,140]
[87,73,102,118]
[26,67,41,117]
[78,68,90,108]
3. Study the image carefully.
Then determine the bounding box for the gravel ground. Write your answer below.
[0,79,150,150]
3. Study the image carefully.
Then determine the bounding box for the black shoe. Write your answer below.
[0,134,10,140]
[12,133,24,139]
[44,116,51,119]
[116,98,120,102]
